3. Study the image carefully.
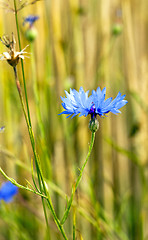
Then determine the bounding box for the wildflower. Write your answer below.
[0,126,5,133]
[23,15,39,42]
[0,33,29,67]
[112,9,122,36]
[59,87,127,132]
[23,15,39,28]
[0,181,18,203]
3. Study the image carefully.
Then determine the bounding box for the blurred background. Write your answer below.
[0,0,148,239]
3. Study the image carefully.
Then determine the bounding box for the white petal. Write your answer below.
[3,52,11,59]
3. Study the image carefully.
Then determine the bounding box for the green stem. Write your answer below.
[13,66,50,228]
[0,167,48,199]
[0,147,103,232]
[30,42,52,178]
[73,206,76,240]
[13,66,68,239]
[13,0,50,231]
[13,0,32,127]
[61,132,95,225]
[13,4,68,238]
[75,132,95,189]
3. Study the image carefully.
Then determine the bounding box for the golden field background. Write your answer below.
[0,0,148,239]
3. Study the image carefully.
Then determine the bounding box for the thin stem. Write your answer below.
[13,4,68,237]
[13,66,68,239]
[0,167,48,199]
[73,206,76,240]
[13,0,32,127]
[30,42,52,178]
[73,207,76,240]
[61,132,95,225]
[75,132,95,189]
[13,66,50,228]
[13,67,29,127]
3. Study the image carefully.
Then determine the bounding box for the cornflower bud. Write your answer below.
[23,15,39,42]
[112,23,122,36]
[89,117,99,133]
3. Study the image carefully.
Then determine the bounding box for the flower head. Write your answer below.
[59,87,128,119]
[0,126,5,133]
[0,181,18,203]
[0,33,29,67]
[23,15,39,42]
[23,15,39,28]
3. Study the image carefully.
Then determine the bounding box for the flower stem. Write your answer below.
[13,0,32,127]
[73,205,76,240]
[13,3,68,238]
[0,167,48,199]
[30,42,52,178]
[13,67,68,239]
[61,132,95,225]
[13,66,49,226]
[13,0,51,235]
[75,132,95,189]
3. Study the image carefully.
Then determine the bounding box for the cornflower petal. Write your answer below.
[0,181,18,203]
[92,87,106,108]
[23,15,39,27]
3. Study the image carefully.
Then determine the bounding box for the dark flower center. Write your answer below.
[89,104,97,118]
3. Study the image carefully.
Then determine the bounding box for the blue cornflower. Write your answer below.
[23,15,39,27]
[0,126,5,133]
[0,181,18,203]
[59,87,127,119]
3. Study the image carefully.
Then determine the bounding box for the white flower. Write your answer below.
[0,33,29,67]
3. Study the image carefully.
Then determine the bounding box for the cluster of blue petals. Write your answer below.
[0,181,18,203]
[59,87,128,118]
[0,126,5,132]
[23,15,39,27]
